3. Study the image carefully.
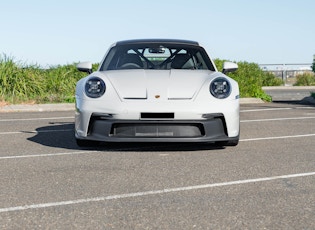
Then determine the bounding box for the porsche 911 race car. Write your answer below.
[75,39,240,147]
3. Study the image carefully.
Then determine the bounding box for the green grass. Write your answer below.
[0,55,283,104]
[0,55,88,104]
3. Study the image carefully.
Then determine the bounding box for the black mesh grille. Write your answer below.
[111,123,204,137]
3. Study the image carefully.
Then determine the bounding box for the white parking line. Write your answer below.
[0,117,73,122]
[0,171,314,213]
[241,107,293,112]
[0,133,314,161]
[0,132,315,160]
[241,133,315,142]
[1,116,314,135]
[0,106,313,122]
[0,151,97,160]
[241,116,315,123]
[0,129,72,135]
[241,106,315,113]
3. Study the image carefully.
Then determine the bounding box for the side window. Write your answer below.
[100,47,118,70]
[194,52,207,70]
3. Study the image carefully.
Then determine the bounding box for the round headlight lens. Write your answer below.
[210,77,231,99]
[85,77,106,98]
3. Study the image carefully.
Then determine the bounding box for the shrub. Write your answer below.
[1,55,281,104]
[0,55,87,103]
[294,72,315,86]
[0,55,45,103]
[41,64,86,103]
[214,59,279,101]
[261,71,283,86]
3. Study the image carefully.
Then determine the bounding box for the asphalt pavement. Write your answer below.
[0,102,315,229]
[263,86,315,102]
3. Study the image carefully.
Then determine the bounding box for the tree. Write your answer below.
[312,55,315,73]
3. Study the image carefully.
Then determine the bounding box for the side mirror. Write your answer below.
[222,62,238,74]
[77,62,92,74]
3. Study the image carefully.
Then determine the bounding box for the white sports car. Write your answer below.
[75,39,240,147]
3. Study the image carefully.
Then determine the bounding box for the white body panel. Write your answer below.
[75,70,239,138]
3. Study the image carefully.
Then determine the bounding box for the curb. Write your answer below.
[0,99,265,113]
[0,103,75,113]
[239,98,264,104]
[262,86,315,90]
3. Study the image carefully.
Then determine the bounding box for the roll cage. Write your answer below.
[99,43,216,71]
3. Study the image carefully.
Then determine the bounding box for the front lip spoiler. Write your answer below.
[76,118,239,143]
[76,135,239,143]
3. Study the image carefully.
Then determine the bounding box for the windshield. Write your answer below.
[99,43,215,71]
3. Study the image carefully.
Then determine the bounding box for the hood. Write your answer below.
[102,69,214,100]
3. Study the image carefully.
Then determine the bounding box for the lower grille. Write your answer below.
[111,123,204,138]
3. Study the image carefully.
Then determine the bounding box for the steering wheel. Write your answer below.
[119,63,141,69]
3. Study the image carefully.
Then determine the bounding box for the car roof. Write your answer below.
[114,39,199,46]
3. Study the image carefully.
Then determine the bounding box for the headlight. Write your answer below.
[210,77,231,99]
[85,77,106,98]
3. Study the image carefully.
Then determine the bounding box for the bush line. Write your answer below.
[1,55,286,104]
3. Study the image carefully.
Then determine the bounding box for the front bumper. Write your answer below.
[75,97,240,143]
[75,113,239,143]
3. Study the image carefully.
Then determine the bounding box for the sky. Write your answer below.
[0,0,314,68]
